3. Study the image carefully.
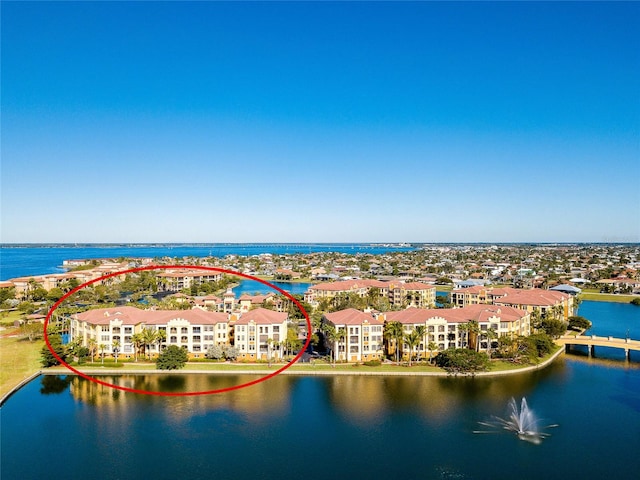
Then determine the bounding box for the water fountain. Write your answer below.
[474,397,557,444]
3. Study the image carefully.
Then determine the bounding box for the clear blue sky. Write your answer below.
[2,1,639,243]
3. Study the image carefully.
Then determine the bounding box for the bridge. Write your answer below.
[557,334,640,360]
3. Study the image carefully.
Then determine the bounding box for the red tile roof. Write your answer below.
[324,308,382,326]
[384,304,527,324]
[75,306,229,325]
[235,308,288,325]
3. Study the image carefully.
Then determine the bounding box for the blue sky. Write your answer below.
[2,1,639,243]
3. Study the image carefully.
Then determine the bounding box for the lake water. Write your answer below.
[0,244,414,281]
[2,301,640,479]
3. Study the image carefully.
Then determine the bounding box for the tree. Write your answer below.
[467,320,481,351]
[156,328,167,355]
[568,316,592,331]
[112,340,121,363]
[206,344,224,360]
[131,333,144,362]
[457,322,469,349]
[41,334,66,367]
[156,345,188,370]
[324,324,342,366]
[483,327,498,356]
[427,341,438,364]
[87,338,98,363]
[415,325,427,362]
[99,343,107,365]
[434,348,490,374]
[223,345,239,361]
[267,338,274,366]
[141,327,158,360]
[405,330,420,367]
[631,298,640,306]
[540,318,566,339]
[20,321,43,342]
[384,321,404,363]
[46,287,65,303]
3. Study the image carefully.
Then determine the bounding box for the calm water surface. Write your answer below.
[2,301,640,479]
[1,361,639,480]
[0,244,413,281]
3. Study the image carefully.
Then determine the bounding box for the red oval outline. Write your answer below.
[44,265,311,396]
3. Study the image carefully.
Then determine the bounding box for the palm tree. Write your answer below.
[141,327,157,360]
[324,325,339,366]
[87,338,97,363]
[112,340,121,363]
[530,308,542,331]
[405,330,420,367]
[155,329,166,357]
[467,320,481,351]
[131,332,144,362]
[415,325,427,362]
[458,322,469,349]
[267,338,274,366]
[484,327,498,356]
[384,321,404,363]
[427,341,438,364]
[99,343,107,365]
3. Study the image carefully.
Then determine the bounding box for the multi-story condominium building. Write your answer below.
[322,308,384,362]
[157,270,224,292]
[305,279,436,309]
[382,304,531,355]
[233,308,289,361]
[7,262,130,298]
[71,306,230,359]
[238,293,276,313]
[386,281,436,308]
[450,286,574,319]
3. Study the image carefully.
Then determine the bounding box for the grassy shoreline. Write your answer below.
[579,292,640,303]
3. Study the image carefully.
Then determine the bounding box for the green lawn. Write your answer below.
[0,336,43,397]
[0,310,24,327]
[579,292,639,303]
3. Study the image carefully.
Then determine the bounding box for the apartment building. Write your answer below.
[450,286,574,319]
[382,304,531,355]
[233,308,289,361]
[71,306,230,359]
[322,308,384,362]
[157,270,224,292]
[305,279,435,308]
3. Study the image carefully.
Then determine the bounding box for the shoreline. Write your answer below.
[3,346,631,404]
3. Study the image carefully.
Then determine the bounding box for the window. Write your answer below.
[101,335,109,341]
[273,325,279,332]
[181,328,188,334]
[193,345,201,352]
[438,326,445,332]
[170,328,177,334]
[350,336,359,343]
[193,336,201,342]
[193,327,201,333]
[170,336,177,343]
[181,336,188,343]
[124,327,132,334]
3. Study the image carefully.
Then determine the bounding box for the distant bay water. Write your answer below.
[0,244,414,281]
